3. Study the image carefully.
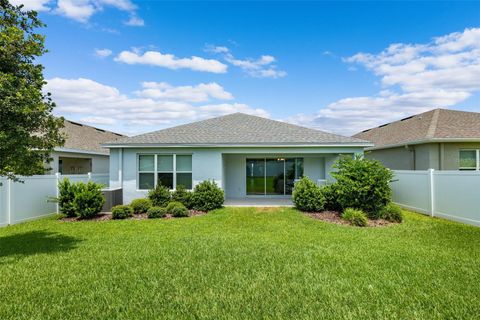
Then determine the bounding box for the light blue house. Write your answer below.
[103,113,371,204]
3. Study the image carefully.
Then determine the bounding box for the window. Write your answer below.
[459,150,479,170]
[138,154,192,190]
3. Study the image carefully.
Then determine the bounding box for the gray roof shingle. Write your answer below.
[353,108,480,148]
[60,120,125,154]
[106,113,369,146]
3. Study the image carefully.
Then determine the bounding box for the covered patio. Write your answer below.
[224,197,293,207]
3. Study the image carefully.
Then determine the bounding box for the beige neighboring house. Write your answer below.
[47,120,125,174]
[353,108,480,171]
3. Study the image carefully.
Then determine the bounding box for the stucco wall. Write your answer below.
[110,146,364,203]
[366,142,480,170]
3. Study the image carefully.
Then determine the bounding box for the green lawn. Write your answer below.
[0,208,479,319]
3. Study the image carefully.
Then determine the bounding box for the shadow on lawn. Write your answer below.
[0,230,82,262]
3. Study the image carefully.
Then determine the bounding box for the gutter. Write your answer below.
[54,147,109,156]
[102,142,374,148]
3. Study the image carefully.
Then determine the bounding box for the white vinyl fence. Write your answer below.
[0,173,109,227]
[391,170,480,226]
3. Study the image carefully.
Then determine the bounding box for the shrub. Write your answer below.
[148,184,171,207]
[57,178,78,217]
[292,176,325,212]
[320,184,341,212]
[380,203,403,223]
[171,185,193,209]
[147,206,167,219]
[73,181,105,218]
[192,180,224,212]
[166,201,189,217]
[342,208,368,227]
[332,155,393,218]
[112,205,133,219]
[130,198,152,214]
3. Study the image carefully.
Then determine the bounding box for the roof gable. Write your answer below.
[107,113,369,146]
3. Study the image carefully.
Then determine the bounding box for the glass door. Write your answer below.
[246,158,303,196]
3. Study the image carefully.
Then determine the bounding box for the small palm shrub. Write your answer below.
[130,198,152,214]
[332,155,393,218]
[148,184,171,207]
[147,206,167,219]
[292,176,325,212]
[112,205,133,219]
[57,178,78,217]
[74,181,105,218]
[380,203,403,223]
[166,201,189,217]
[341,208,368,227]
[171,185,193,209]
[192,180,224,212]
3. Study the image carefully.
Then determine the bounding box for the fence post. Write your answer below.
[55,172,61,214]
[428,168,435,217]
[88,172,92,181]
[6,177,12,225]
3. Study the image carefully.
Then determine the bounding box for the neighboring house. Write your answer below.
[103,113,371,203]
[353,108,480,171]
[47,120,125,174]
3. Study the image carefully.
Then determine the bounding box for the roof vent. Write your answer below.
[69,121,83,127]
[400,116,414,121]
[378,123,389,128]
[95,128,106,133]
[361,128,371,133]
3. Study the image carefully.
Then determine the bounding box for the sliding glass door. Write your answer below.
[246,158,303,196]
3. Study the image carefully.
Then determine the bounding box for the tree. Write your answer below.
[0,1,64,180]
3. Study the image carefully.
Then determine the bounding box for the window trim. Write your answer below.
[137,153,193,191]
[459,149,479,171]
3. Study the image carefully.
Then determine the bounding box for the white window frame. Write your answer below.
[459,149,480,171]
[137,154,193,191]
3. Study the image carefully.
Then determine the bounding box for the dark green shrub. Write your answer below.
[130,198,152,214]
[74,181,105,218]
[341,208,368,227]
[147,206,167,219]
[112,205,133,219]
[380,203,403,223]
[321,184,341,212]
[192,180,224,212]
[166,201,189,217]
[292,176,325,212]
[171,185,193,209]
[57,178,78,217]
[148,184,171,207]
[332,155,393,218]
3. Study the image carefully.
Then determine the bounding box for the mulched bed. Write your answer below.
[306,211,392,227]
[60,210,206,222]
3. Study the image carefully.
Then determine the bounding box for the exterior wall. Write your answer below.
[367,142,480,171]
[365,146,414,170]
[48,151,109,174]
[442,142,480,170]
[111,146,364,203]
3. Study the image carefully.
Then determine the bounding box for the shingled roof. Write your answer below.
[353,108,480,149]
[105,113,370,147]
[60,120,125,154]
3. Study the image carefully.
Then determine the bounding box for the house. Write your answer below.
[353,108,480,171]
[47,119,125,174]
[103,113,371,203]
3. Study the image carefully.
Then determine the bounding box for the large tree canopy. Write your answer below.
[0,0,64,179]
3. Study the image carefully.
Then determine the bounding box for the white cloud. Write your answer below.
[114,50,228,73]
[136,82,233,102]
[10,0,52,11]
[45,77,267,134]
[15,0,144,25]
[206,45,287,78]
[124,15,144,26]
[94,48,112,58]
[289,28,480,136]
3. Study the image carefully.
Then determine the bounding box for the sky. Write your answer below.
[11,0,480,136]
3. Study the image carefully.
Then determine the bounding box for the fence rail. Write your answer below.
[391,170,480,226]
[0,173,109,227]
